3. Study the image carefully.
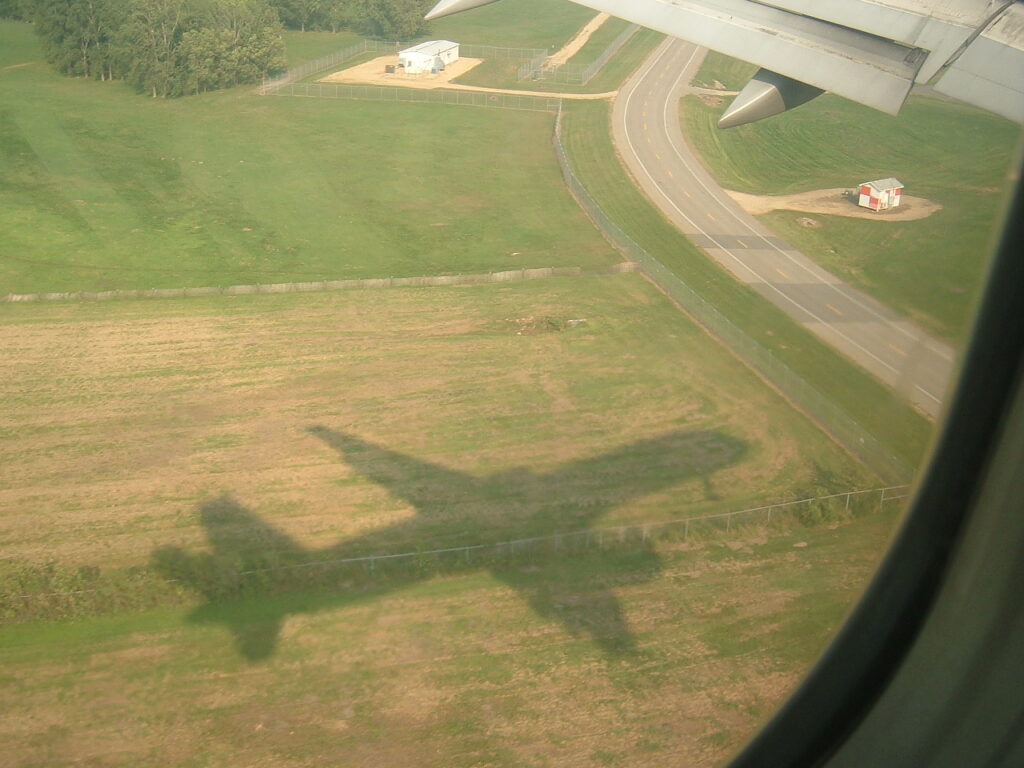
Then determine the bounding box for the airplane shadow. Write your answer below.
[151,427,748,662]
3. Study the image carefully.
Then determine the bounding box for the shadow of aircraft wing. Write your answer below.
[526,429,749,529]
[308,426,477,517]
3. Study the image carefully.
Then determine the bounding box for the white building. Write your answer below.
[398,41,460,75]
[857,178,904,211]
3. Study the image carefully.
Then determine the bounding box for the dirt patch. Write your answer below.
[698,94,725,108]
[318,55,485,88]
[316,54,616,100]
[546,12,610,67]
[725,187,942,221]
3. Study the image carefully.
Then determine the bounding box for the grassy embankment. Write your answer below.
[690,50,756,91]
[682,54,1019,343]
[560,99,934,469]
[0,19,619,295]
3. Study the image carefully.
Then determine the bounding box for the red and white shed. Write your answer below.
[857,178,904,211]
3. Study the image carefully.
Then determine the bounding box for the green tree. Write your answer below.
[0,0,36,21]
[180,0,285,93]
[348,0,431,40]
[34,0,122,78]
[116,0,194,97]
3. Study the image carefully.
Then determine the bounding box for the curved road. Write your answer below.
[612,38,956,419]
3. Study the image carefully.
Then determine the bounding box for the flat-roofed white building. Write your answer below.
[398,41,460,75]
[858,178,904,211]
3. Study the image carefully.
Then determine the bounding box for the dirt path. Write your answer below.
[546,12,610,67]
[317,55,616,100]
[0,62,33,74]
[725,187,943,221]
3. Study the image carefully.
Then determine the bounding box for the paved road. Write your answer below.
[612,38,956,419]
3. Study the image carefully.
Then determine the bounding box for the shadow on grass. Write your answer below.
[152,427,747,662]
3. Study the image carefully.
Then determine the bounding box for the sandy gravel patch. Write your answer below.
[318,55,485,87]
[546,12,610,67]
[317,55,614,99]
[725,187,942,221]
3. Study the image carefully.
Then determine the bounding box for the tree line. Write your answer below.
[1,0,434,97]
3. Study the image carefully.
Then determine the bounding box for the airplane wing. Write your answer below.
[426,0,1024,126]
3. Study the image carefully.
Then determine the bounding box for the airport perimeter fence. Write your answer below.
[1,486,909,621]
[261,39,548,93]
[0,267,587,304]
[230,486,910,579]
[518,23,640,85]
[551,107,914,485]
[263,82,562,111]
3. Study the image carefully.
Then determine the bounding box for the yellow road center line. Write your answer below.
[774,268,789,279]
[826,303,844,316]
[683,189,692,198]
[736,239,747,248]
[707,212,717,222]
[667,170,674,179]
[888,343,908,357]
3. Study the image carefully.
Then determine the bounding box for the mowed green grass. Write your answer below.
[568,16,634,64]
[0,504,900,768]
[0,20,618,294]
[682,89,1019,341]
[690,50,756,91]
[454,27,663,94]
[427,0,596,50]
[561,99,933,470]
[281,30,362,68]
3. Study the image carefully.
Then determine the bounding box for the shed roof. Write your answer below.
[400,40,459,57]
[862,177,904,191]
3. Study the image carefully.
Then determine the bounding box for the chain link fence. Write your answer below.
[263,81,561,111]
[551,106,914,484]
[1,486,909,621]
[262,40,549,94]
[518,23,640,85]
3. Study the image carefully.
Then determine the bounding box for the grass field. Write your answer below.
[427,0,596,50]
[0,275,889,766]
[453,27,663,94]
[281,30,362,67]
[560,99,934,470]
[0,505,900,768]
[690,51,756,91]
[681,85,1019,342]
[0,20,618,295]
[0,275,871,574]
